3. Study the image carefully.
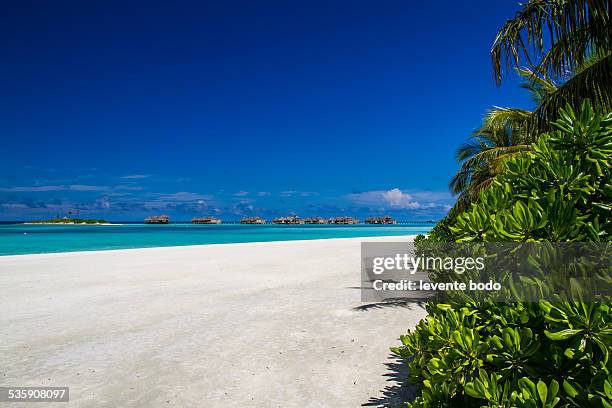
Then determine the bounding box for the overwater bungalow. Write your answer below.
[144,215,170,224]
[240,217,266,224]
[304,216,328,224]
[365,215,397,224]
[192,216,222,224]
[272,216,304,225]
[328,216,359,225]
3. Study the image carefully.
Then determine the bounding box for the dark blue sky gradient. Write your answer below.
[0,1,531,220]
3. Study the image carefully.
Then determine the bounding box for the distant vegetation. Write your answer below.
[26,218,109,224]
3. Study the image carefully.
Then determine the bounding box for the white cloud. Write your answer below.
[346,188,449,210]
[1,203,29,209]
[0,185,65,192]
[141,191,217,211]
[280,190,298,197]
[0,184,145,193]
[382,188,412,206]
[0,184,110,192]
[280,190,319,198]
[120,174,152,179]
[95,197,111,209]
[233,191,249,197]
[113,185,144,191]
[155,192,214,202]
[69,184,110,192]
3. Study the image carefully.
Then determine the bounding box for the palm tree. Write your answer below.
[491,0,611,124]
[449,68,557,212]
[449,127,527,213]
[450,0,611,213]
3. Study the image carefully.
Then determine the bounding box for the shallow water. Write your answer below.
[0,223,432,255]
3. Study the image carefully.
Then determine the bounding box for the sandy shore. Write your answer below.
[0,236,426,407]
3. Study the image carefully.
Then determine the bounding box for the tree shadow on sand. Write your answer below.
[362,354,419,407]
[352,298,426,312]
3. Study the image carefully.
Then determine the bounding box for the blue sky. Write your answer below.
[0,1,531,221]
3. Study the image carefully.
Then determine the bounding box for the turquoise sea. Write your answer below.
[0,223,432,256]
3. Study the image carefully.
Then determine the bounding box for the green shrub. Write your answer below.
[394,102,612,407]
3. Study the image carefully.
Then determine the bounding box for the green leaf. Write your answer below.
[537,380,548,404]
[544,329,582,341]
[562,380,579,398]
[464,382,480,398]
[436,304,452,311]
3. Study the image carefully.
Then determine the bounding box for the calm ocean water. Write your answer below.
[0,223,432,256]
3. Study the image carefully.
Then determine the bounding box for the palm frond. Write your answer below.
[449,169,473,195]
[491,0,611,83]
[456,140,490,162]
[450,142,529,198]
[516,67,558,104]
[534,50,612,126]
[479,107,534,142]
[459,145,529,173]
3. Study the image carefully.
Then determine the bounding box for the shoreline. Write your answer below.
[1,234,418,258]
[22,222,114,225]
[0,235,424,407]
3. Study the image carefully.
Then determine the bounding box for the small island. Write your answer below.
[24,217,110,225]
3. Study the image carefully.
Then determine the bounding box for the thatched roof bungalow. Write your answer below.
[144,215,170,224]
[328,216,359,225]
[304,216,328,224]
[192,216,222,224]
[365,215,397,224]
[272,216,304,224]
[240,217,266,224]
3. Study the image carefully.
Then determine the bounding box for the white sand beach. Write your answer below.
[0,236,426,407]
